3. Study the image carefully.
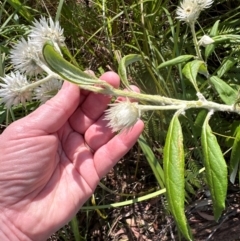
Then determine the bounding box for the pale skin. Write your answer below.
[0,72,144,241]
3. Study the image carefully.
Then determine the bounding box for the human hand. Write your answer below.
[0,72,144,241]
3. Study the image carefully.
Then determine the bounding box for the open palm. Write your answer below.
[0,72,144,241]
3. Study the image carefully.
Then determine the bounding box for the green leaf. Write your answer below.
[164,114,192,241]
[209,76,237,105]
[205,20,220,60]
[217,57,237,78]
[201,113,227,220]
[7,0,33,22]
[0,49,4,77]
[229,126,240,184]
[60,45,80,67]
[118,54,142,88]
[157,55,194,69]
[182,60,207,91]
[43,42,104,85]
[193,109,208,137]
[198,62,209,78]
[212,34,240,44]
[0,107,6,125]
[210,20,220,36]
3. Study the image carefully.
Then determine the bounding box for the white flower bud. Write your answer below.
[198,35,214,47]
[104,100,141,132]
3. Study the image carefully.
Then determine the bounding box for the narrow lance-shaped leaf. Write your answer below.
[193,109,208,137]
[212,34,240,44]
[182,60,207,92]
[60,45,80,67]
[157,55,194,69]
[201,112,227,220]
[163,113,192,241]
[0,48,4,77]
[209,76,237,105]
[205,20,219,60]
[118,54,142,88]
[217,57,237,78]
[43,42,105,85]
[229,126,240,184]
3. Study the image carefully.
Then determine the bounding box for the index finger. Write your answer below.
[69,71,120,134]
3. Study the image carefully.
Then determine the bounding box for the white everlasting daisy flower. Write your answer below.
[104,100,141,132]
[0,71,32,109]
[176,0,214,23]
[197,0,214,9]
[198,34,214,47]
[29,16,65,52]
[34,78,62,104]
[10,37,44,76]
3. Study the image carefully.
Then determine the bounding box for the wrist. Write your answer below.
[0,209,32,241]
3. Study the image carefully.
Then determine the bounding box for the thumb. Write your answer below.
[21,81,80,133]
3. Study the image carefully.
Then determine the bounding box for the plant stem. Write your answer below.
[18,71,240,115]
[138,105,187,111]
[77,84,240,114]
[190,22,202,60]
[37,60,57,76]
[20,73,59,92]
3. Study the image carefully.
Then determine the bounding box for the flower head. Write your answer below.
[29,16,65,52]
[104,100,141,132]
[198,34,214,47]
[0,72,32,108]
[176,0,214,23]
[10,37,44,76]
[34,78,62,104]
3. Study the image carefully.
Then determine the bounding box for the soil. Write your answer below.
[48,146,240,241]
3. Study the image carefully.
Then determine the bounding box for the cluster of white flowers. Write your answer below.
[0,16,140,133]
[0,17,64,109]
[176,0,214,24]
[10,16,65,77]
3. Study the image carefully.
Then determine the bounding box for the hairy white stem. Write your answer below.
[19,73,59,92]
[78,84,240,114]
[17,73,240,115]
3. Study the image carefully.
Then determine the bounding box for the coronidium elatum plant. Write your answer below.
[1,1,240,240]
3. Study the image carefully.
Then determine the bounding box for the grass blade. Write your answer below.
[138,135,165,189]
